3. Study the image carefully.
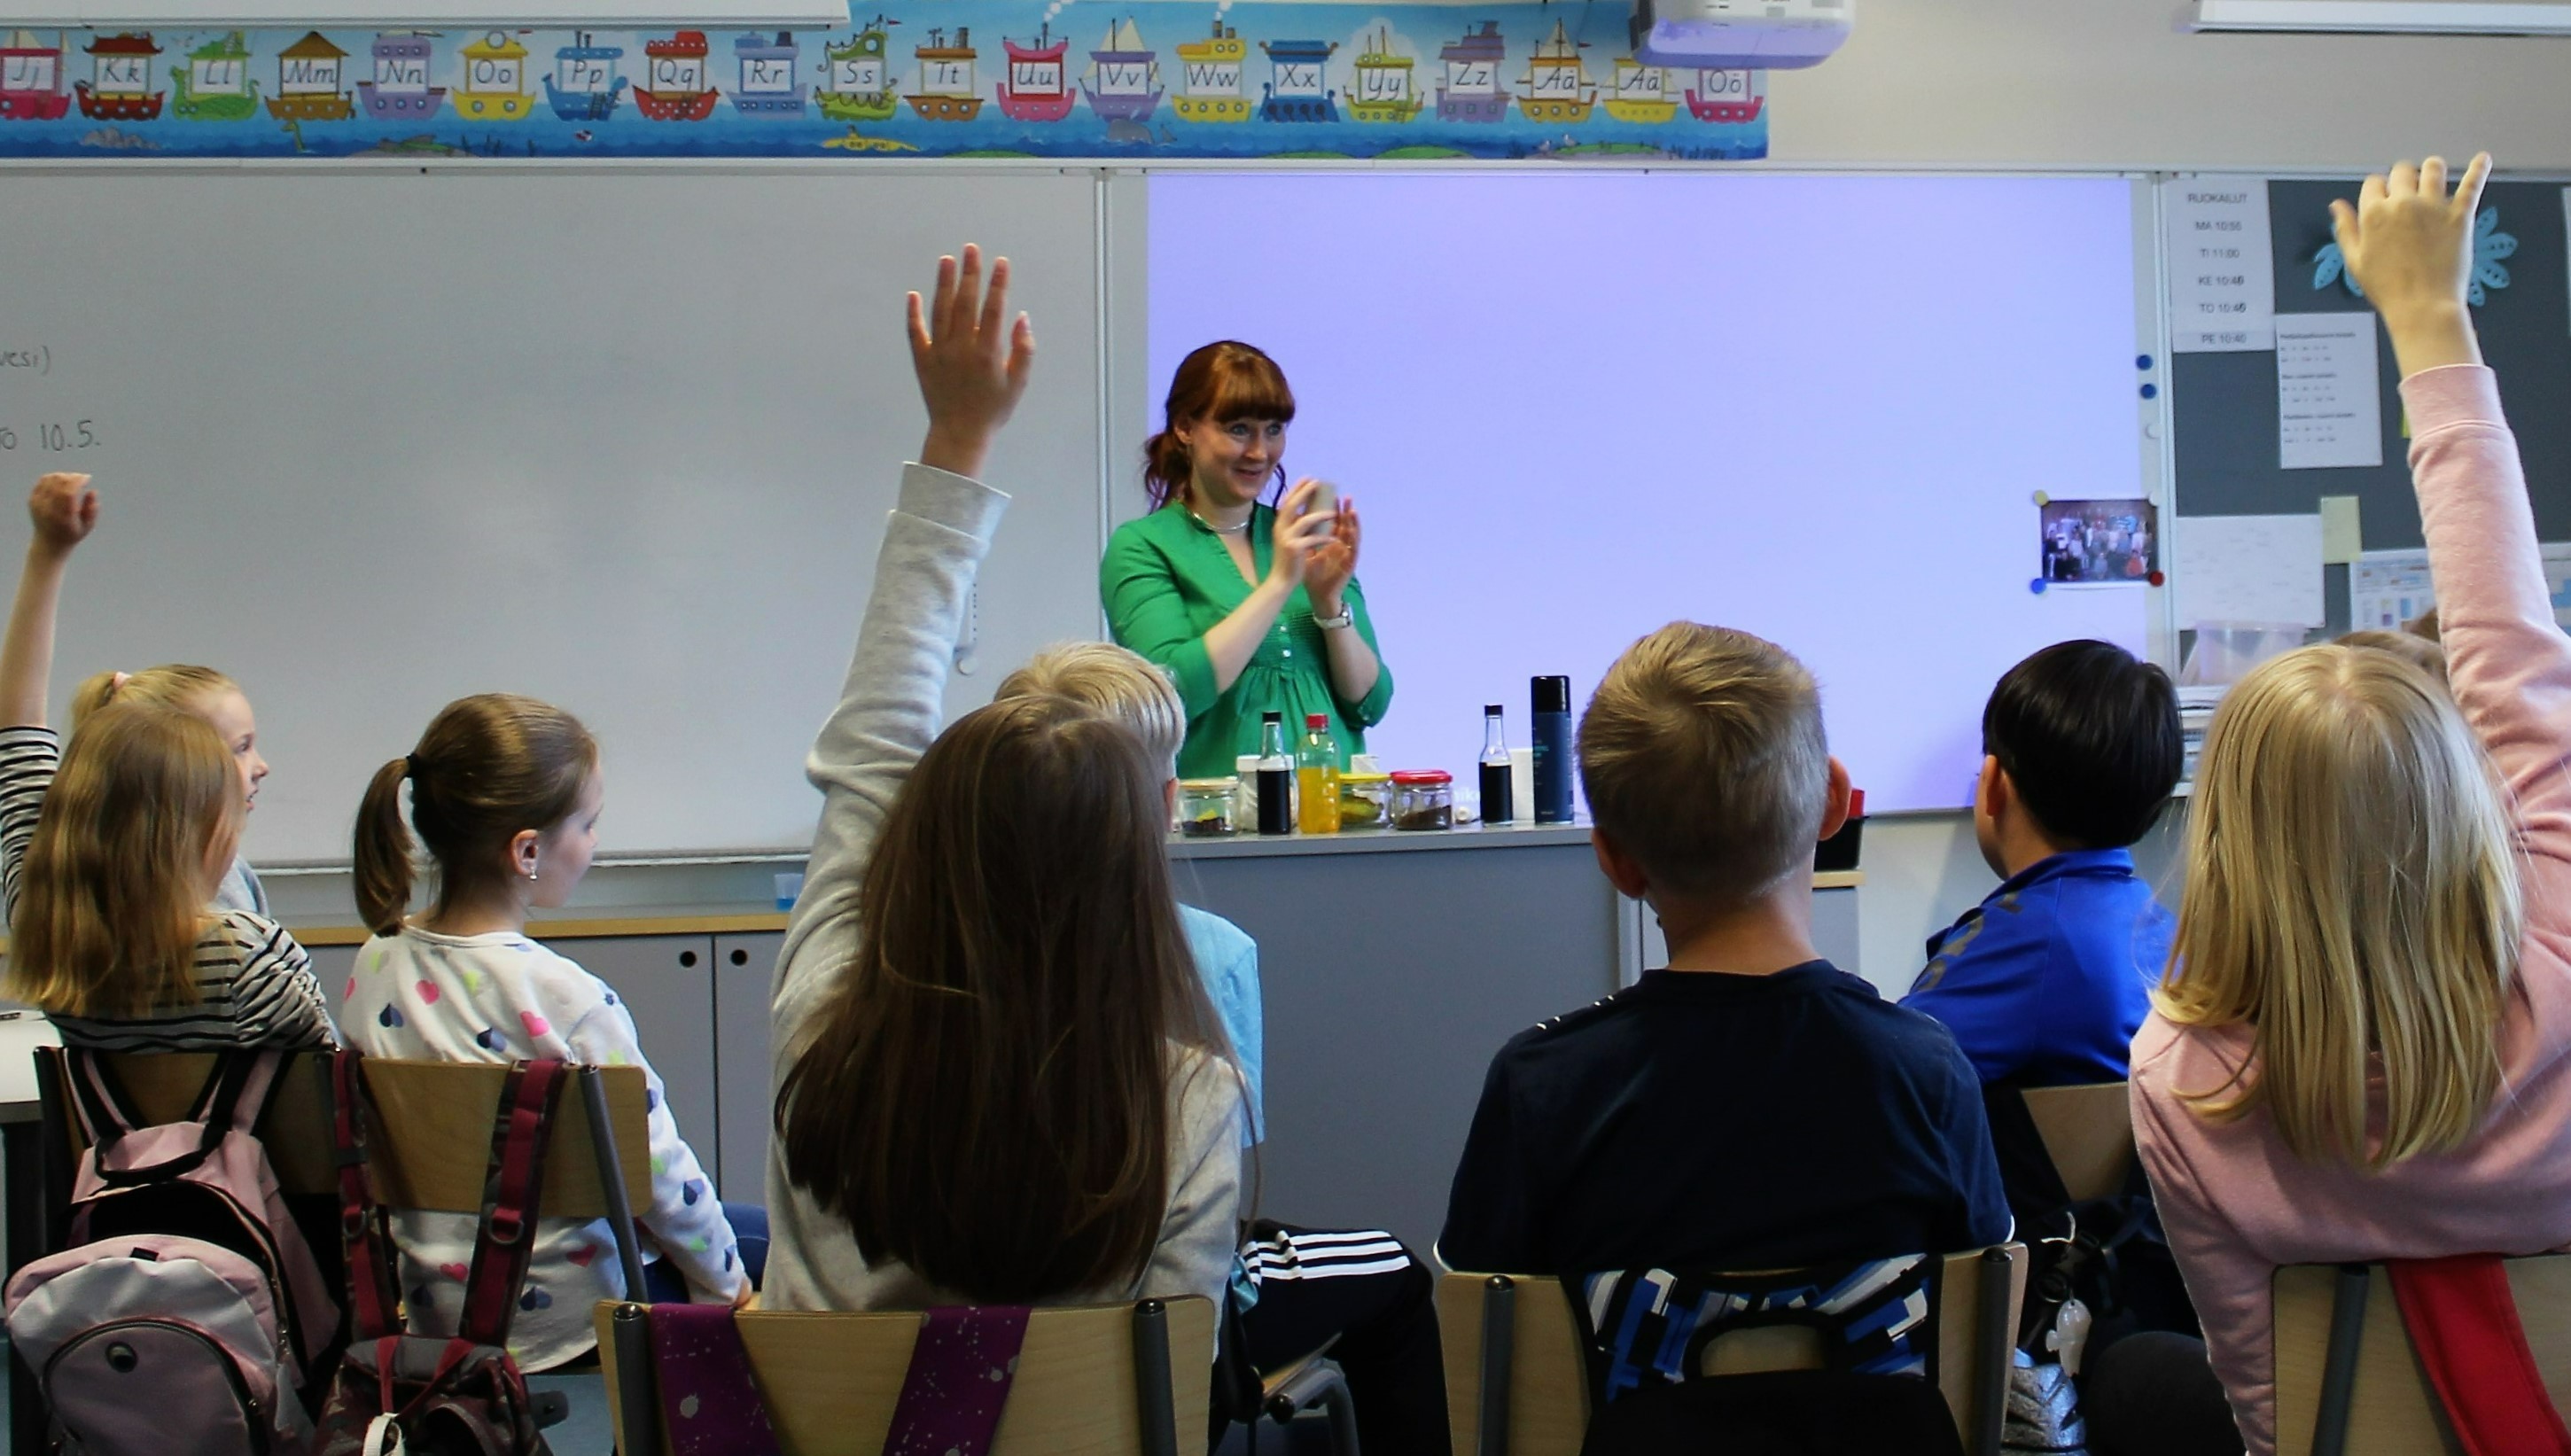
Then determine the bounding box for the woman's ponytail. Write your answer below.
[353,757,416,937]
[1141,429,1192,511]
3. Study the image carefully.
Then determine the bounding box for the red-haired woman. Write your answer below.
[1102,341,1394,776]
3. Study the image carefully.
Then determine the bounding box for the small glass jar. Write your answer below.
[1336,770,1392,830]
[1390,770,1454,831]
[1177,777,1241,837]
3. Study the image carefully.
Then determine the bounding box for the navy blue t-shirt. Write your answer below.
[1438,962,2012,1277]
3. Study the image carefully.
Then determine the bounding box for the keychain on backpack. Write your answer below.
[2046,1296,2093,1377]
[361,1413,408,1456]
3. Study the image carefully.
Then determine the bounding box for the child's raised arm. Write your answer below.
[2337,154,2571,860]
[775,248,1033,1021]
[0,474,97,730]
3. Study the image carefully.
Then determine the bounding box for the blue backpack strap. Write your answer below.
[884,1306,1033,1456]
[649,1304,782,1456]
[1570,1255,1938,1408]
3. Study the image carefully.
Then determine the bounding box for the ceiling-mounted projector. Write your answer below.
[1632,0,1853,69]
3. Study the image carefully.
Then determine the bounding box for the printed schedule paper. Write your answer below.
[2165,180,2276,352]
[2276,314,2383,470]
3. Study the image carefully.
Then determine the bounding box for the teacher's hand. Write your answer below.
[1305,495,1360,613]
[1265,478,1338,595]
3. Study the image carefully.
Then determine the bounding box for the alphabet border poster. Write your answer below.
[0,4,1771,160]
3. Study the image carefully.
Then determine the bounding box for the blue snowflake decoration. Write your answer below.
[2313,206,2518,307]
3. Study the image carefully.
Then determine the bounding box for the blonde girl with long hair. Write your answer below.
[0,473,333,1049]
[69,663,271,915]
[2125,153,2571,1456]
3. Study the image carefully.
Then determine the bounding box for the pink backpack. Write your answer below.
[4,1049,341,1456]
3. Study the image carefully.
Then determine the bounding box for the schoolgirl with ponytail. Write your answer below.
[345,693,754,1369]
[0,473,333,1050]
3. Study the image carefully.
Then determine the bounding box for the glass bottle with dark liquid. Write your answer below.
[1479,703,1514,823]
[1256,711,1295,835]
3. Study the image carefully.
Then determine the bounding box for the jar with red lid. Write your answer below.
[1389,770,1454,830]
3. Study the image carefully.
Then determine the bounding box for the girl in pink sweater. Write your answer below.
[2131,152,2571,1456]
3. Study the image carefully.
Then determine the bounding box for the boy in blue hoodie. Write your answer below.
[1903,640,2181,1086]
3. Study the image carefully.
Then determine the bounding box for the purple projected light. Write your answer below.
[1146,172,2147,814]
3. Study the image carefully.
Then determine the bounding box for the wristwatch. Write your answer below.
[1312,602,1354,631]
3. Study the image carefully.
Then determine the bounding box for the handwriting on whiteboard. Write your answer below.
[0,421,103,455]
[0,345,50,376]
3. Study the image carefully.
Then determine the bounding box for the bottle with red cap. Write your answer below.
[1296,712,1342,834]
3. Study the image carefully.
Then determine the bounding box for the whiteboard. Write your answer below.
[1149,171,2157,814]
[0,167,1105,860]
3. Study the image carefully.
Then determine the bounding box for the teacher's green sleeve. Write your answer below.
[1340,576,1395,728]
[1102,528,1221,719]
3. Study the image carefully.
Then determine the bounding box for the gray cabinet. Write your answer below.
[713,932,783,1202]
[574,937,721,1201]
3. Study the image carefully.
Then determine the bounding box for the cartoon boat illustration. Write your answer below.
[355,33,443,121]
[905,27,979,121]
[544,32,625,121]
[266,31,353,121]
[1435,21,1507,123]
[1081,17,1159,122]
[1515,19,1593,124]
[1602,55,1675,122]
[76,33,162,121]
[172,31,257,120]
[1257,38,1335,123]
[817,18,896,121]
[0,31,72,120]
[733,30,804,115]
[635,30,720,120]
[1684,66,1764,123]
[455,32,534,120]
[1171,20,1247,123]
[994,23,1071,121]
[1345,26,1420,124]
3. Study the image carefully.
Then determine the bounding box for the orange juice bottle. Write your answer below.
[1296,712,1341,834]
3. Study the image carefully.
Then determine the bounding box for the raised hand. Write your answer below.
[2330,153,2490,377]
[1305,495,1361,611]
[27,473,97,557]
[908,245,1036,479]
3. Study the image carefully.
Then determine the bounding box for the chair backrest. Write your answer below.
[2018,1081,2135,1203]
[592,1296,1219,1455]
[356,1057,651,1218]
[2273,1258,2571,1456]
[1437,1245,2027,1456]
[43,1048,338,1195]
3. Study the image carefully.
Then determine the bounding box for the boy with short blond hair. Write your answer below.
[1439,622,2009,1277]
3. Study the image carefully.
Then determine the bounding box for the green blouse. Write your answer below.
[1102,502,1396,780]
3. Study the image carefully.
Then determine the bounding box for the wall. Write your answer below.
[1768,0,2571,171]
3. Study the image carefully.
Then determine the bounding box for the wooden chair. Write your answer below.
[2274,1257,2571,1456]
[593,1295,1219,1456]
[1437,1245,2028,1456]
[2019,1081,2136,1203]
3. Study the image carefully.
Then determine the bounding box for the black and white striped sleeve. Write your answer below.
[0,726,60,926]
[219,914,340,1050]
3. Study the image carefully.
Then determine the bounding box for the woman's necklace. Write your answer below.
[1189,505,1252,535]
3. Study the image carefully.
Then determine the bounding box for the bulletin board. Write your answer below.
[2170,175,2571,604]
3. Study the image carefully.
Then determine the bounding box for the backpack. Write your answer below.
[314,1053,570,1456]
[4,1047,343,1456]
[1567,1257,1968,1456]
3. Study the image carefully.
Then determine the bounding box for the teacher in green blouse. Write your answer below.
[1101,340,1393,779]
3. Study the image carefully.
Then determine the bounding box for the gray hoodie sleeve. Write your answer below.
[771,463,1009,1039]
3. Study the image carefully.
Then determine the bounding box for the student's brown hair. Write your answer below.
[776,694,1229,1303]
[6,703,243,1018]
[1578,622,1830,907]
[2336,628,2448,683]
[68,664,240,735]
[1141,341,1297,511]
[354,693,598,937]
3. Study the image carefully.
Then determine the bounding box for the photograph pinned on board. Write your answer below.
[2039,497,2158,586]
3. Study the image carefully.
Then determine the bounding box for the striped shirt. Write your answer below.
[0,726,337,1051]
